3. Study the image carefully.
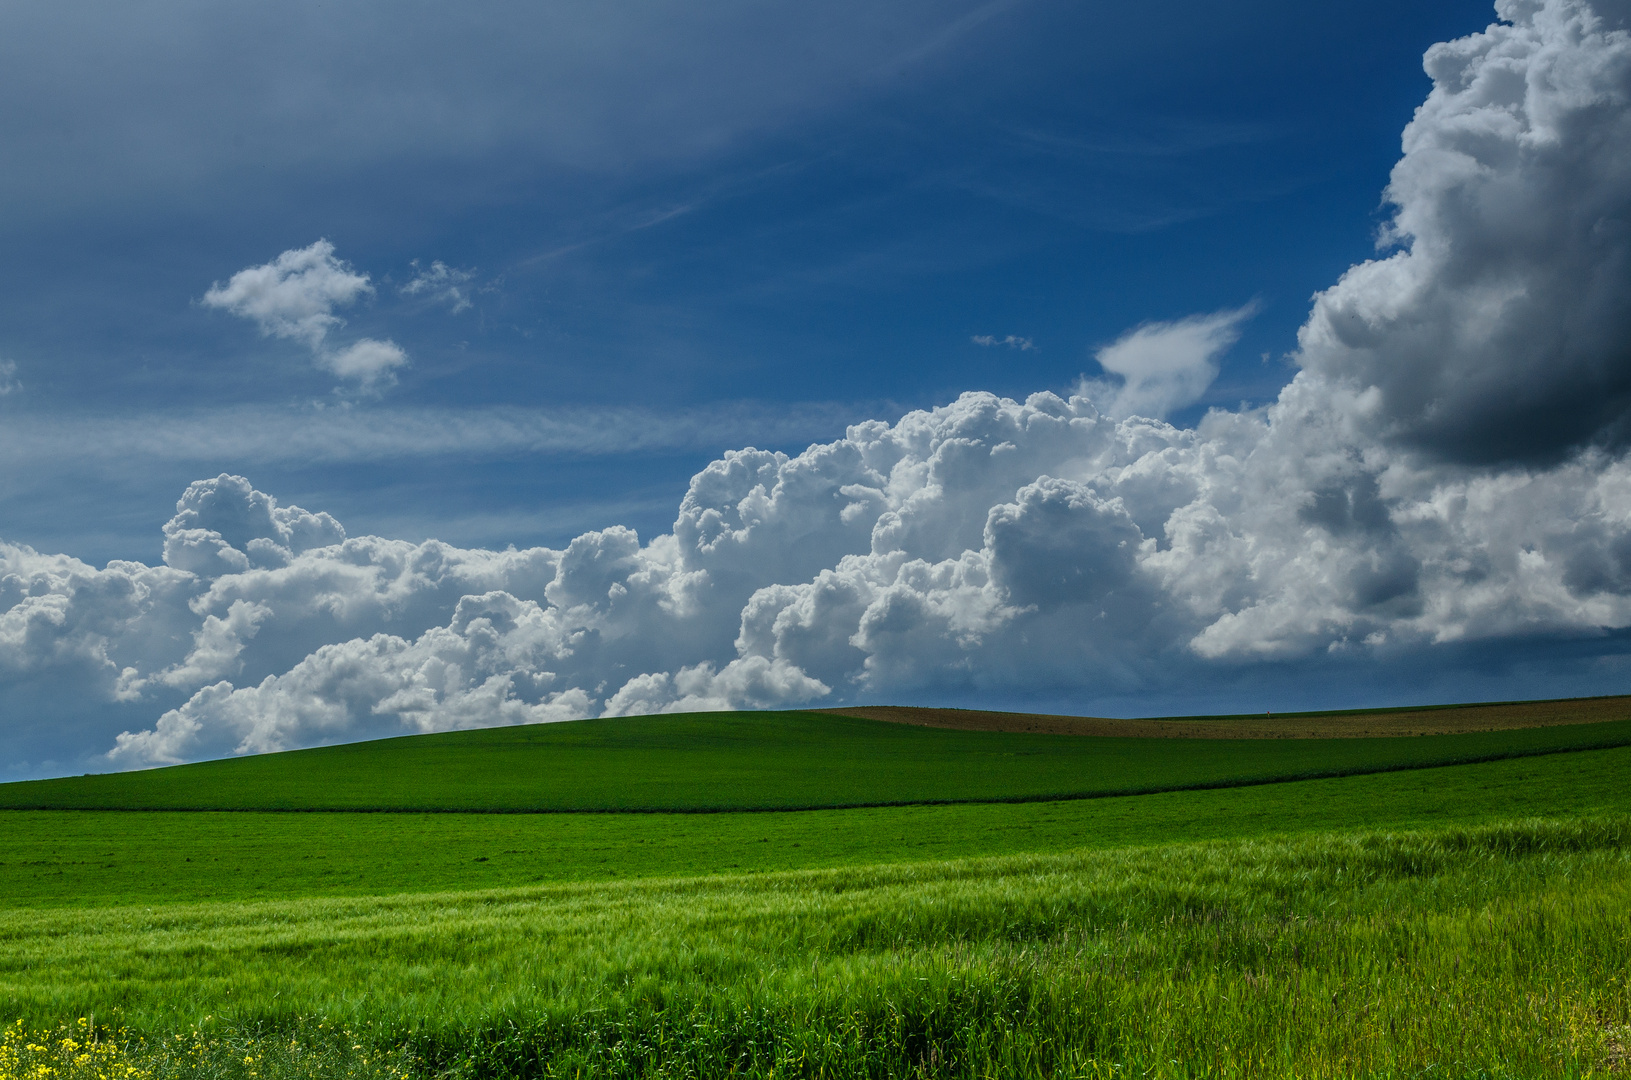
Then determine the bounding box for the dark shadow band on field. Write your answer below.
[6,736,1631,816]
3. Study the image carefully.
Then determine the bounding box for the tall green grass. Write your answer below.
[5,710,1628,812]
[5,817,1628,1078]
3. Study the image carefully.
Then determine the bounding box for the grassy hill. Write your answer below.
[4,705,1631,812]
[1,744,1627,908]
[4,698,1630,1078]
[829,692,1631,737]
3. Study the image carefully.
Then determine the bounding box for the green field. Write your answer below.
[5,709,1630,811]
[3,818,1628,1078]
[2,745,1628,907]
[2,704,1630,1079]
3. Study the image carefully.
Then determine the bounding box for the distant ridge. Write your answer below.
[2,701,1630,814]
[818,694,1631,739]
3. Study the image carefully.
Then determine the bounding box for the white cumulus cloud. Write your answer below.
[4,0,1631,774]
[203,240,409,387]
[322,339,409,385]
[1296,0,1631,463]
[1086,304,1256,420]
[202,240,371,349]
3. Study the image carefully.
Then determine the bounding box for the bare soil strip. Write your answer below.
[815,695,1631,739]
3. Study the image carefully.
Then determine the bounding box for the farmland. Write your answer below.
[3,818,1628,1078]
[4,704,1629,812]
[1,744,1628,908]
[2,697,1629,1078]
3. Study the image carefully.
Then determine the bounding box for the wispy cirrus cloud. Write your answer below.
[971,334,1035,350]
[0,401,874,466]
[401,260,477,313]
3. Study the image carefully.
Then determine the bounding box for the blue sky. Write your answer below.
[3,0,1630,777]
[1,0,1490,558]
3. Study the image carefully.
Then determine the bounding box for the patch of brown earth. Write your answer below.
[814,694,1631,739]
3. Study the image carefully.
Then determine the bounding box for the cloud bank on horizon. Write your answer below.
[3,0,1631,773]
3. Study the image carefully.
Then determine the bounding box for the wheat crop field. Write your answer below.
[2,697,1629,1079]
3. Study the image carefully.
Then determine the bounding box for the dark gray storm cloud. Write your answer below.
[1296,0,1631,465]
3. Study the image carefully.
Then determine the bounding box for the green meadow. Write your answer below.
[2,745,1629,907]
[4,709,1629,812]
[2,703,1629,1078]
